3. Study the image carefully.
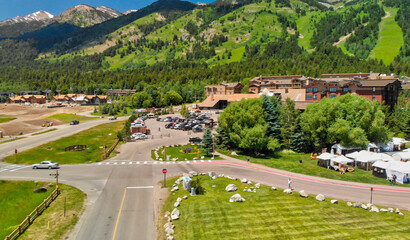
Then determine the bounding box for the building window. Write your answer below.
[313,88,318,92]
[343,87,349,92]
[329,87,337,92]
[313,94,317,100]
[306,88,312,92]
[372,87,376,92]
[330,94,337,98]
[372,95,376,100]
[306,94,312,100]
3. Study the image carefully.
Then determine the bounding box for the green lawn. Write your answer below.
[4,121,124,164]
[218,150,409,187]
[0,181,85,240]
[0,137,25,144]
[153,144,223,161]
[32,128,57,136]
[160,176,410,239]
[369,7,404,65]
[44,113,98,124]
[0,117,16,123]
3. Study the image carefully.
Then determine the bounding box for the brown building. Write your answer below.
[205,82,243,96]
[321,73,374,81]
[198,94,261,109]
[249,75,312,94]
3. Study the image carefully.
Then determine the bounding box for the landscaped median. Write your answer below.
[218,149,410,187]
[159,174,410,239]
[152,144,223,161]
[0,180,85,240]
[44,113,98,123]
[4,121,124,164]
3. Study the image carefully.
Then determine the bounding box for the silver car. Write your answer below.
[32,161,59,169]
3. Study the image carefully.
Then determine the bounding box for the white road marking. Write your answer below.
[201,160,204,162]
[144,161,147,164]
[208,160,212,162]
[160,162,164,164]
[166,162,170,164]
[121,162,125,165]
[126,186,154,189]
[173,162,176,164]
[153,162,158,164]
[97,163,102,165]
[129,162,133,164]
[137,162,140,164]
[105,162,110,165]
[10,166,31,172]
[114,162,118,165]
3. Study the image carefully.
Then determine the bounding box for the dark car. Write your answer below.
[189,137,202,144]
[165,123,174,129]
[70,120,79,125]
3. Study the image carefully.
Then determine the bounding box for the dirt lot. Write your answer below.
[0,104,93,136]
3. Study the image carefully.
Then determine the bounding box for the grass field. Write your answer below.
[0,137,26,144]
[160,176,410,239]
[4,121,124,164]
[0,181,85,240]
[218,150,409,187]
[0,117,16,123]
[153,144,223,161]
[369,7,404,65]
[44,113,98,123]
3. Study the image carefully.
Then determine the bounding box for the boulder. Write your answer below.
[315,194,325,201]
[212,185,216,187]
[361,204,368,210]
[182,195,188,200]
[380,208,389,212]
[165,227,175,235]
[167,236,174,240]
[229,193,245,202]
[271,186,277,191]
[231,151,238,156]
[164,211,170,218]
[211,176,217,180]
[241,178,247,183]
[255,183,261,189]
[353,202,362,208]
[171,208,180,220]
[366,203,373,208]
[247,181,252,185]
[283,188,292,194]
[398,212,404,216]
[208,172,217,178]
[347,202,353,207]
[331,200,338,204]
[218,174,225,178]
[225,184,238,192]
[252,189,257,193]
[388,208,394,212]
[189,171,198,177]
[299,190,308,198]
[173,201,180,207]
[395,208,401,214]
[370,206,379,213]
[177,197,182,202]
[163,222,174,229]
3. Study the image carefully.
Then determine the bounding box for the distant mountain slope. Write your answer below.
[56,4,122,27]
[0,10,54,38]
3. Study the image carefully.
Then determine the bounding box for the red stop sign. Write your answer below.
[162,168,167,174]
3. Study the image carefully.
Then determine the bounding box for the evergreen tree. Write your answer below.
[280,98,300,148]
[202,128,214,156]
[262,95,282,140]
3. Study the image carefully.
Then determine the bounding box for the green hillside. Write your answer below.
[369,7,404,65]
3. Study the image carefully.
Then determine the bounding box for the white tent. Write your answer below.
[346,151,360,159]
[372,153,395,162]
[404,149,410,152]
[392,152,410,162]
[387,162,410,184]
[331,155,353,165]
[317,152,335,160]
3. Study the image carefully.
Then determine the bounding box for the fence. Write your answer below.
[101,139,120,160]
[65,145,88,152]
[5,187,60,240]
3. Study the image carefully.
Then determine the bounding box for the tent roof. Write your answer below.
[331,155,353,164]
[317,152,335,160]
[346,151,360,159]
[388,162,410,173]
[391,137,409,144]
[392,152,410,160]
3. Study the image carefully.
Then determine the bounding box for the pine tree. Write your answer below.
[202,128,214,156]
[262,95,281,140]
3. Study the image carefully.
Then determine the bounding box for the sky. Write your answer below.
[0,0,215,21]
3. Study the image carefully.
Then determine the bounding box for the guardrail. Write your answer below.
[101,139,120,160]
[5,187,60,240]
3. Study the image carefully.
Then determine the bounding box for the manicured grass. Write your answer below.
[4,121,124,164]
[218,150,409,187]
[19,184,85,240]
[152,144,223,161]
[0,137,26,144]
[0,181,55,239]
[160,176,410,239]
[32,128,57,136]
[0,117,16,123]
[44,113,98,124]
[369,7,404,65]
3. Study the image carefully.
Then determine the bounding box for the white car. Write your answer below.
[108,116,117,120]
[32,161,59,169]
[131,133,148,140]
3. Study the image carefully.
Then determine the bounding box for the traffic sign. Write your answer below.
[162,168,167,174]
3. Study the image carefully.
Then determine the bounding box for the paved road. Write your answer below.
[1,116,410,240]
[0,117,126,159]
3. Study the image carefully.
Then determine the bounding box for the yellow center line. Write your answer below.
[112,188,127,240]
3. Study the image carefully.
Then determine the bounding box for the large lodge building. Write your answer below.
[199,73,405,110]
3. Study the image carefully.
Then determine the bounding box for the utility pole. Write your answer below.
[370,187,373,204]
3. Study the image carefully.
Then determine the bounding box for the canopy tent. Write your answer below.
[383,138,409,152]
[331,155,353,165]
[387,162,410,184]
[317,153,335,160]
[346,151,360,159]
[331,144,362,155]
[404,149,410,152]
[353,151,384,170]
[372,161,395,179]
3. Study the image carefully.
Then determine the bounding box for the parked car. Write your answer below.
[131,133,148,140]
[189,137,202,144]
[108,116,117,120]
[193,125,203,132]
[165,123,174,129]
[32,161,59,169]
[156,117,162,121]
[70,120,79,125]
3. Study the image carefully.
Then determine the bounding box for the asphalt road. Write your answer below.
[1,115,410,240]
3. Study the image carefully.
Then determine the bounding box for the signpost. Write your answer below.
[370,187,373,204]
[162,168,167,187]
[49,170,59,188]
[14,149,17,163]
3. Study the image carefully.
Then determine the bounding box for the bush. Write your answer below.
[191,178,205,195]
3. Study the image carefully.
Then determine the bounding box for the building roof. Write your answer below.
[322,73,370,78]
[359,79,398,87]
[221,82,242,88]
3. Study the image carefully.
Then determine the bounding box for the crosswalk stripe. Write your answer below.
[208,160,212,162]
[201,160,204,162]
[98,163,102,165]
[144,161,147,164]
[137,162,140,164]
[10,166,31,172]
[121,162,125,165]
[129,162,133,164]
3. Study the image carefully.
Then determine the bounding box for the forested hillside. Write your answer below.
[0,0,408,99]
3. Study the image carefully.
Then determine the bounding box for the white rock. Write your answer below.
[361,204,368,210]
[171,208,180,220]
[380,208,389,212]
[208,172,217,178]
[163,222,174,229]
[271,186,277,190]
[174,201,180,207]
[331,200,338,204]
[347,202,353,207]
[182,195,188,200]
[370,206,379,212]
[247,181,252,185]
[231,151,238,156]
[395,208,401,214]
[211,176,217,180]
[316,194,325,201]
[165,227,175,235]
[283,188,292,194]
[366,203,373,208]
[167,236,174,240]
[252,189,256,192]
[398,212,404,216]
[225,184,238,192]
[241,178,247,183]
[229,193,245,202]
[201,156,205,159]
[388,208,394,212]
[353,202,362,208]
[299,190,308,198]
[255,183,260,189]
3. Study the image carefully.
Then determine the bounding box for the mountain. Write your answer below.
[0,10,54,25]
[0,10,54,38]
[56,4,123,27]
